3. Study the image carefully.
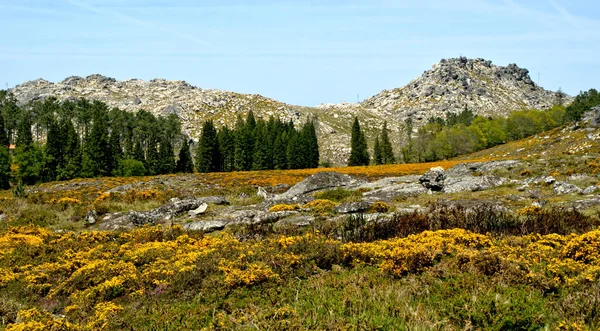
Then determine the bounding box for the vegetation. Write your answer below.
[348,116,370,166]
[565,88,600,121]
[402,106,567,162]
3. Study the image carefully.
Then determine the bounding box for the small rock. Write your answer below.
[420,167,446,191]
[553,181,582,195]
[582,186,598,195]
[237,192,250,199]
[85,210,98,224]
[257,187,273,199]
[544,176,556,185]
[188,203,208,217]
[517,183,529,191]
[334,201,372,214]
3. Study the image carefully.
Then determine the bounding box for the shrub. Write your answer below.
[116,159,146,177]
[303,199,338,214]
[269,204,300,212]
[369,201,390,213]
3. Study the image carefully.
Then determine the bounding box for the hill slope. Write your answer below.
[8,58,566,164]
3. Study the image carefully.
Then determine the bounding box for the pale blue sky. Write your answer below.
[1,0,599,106]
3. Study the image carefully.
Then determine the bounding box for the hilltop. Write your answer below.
[8,57,566,165]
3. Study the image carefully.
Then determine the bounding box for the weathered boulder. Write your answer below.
[98,213,135,231]
[420,167,446,191]
[443,175,507,193]
[183,220,229,232]
[274,215,315,228]
[275,172,364,201]
[362,183,427,201]
[553,182,582,195]
[85,210,98,225]
[583,186,598,195]
[445,160,521,177]
[357,175,421,190]
[334,201,372,214]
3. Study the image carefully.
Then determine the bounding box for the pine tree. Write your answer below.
[217,127,235,172]
[0,113,8,147]
[58,118,81,180]
[158,135,175,174]
[272,132,287,170]
[14,115,43,184]
[16,114,33,148]
[175,138,194,173]
[373,136,383,165]
[83,110,111,177]
[43,119,63,182]
[252,124,271,170]
[233,115,253,171]
[132,140,145,163]
[380,121,396,164]
[109,130,122,175]
[196,120,220,173]
[286,131,304,169]
[348,117,369,166]
[0,146,10,189]
[301,121,319,168]
[145,134,160,176]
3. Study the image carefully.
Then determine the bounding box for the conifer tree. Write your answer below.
[272,133,287,170]
[43,120,63,181]
[252,124,271,170]
[109,130,122,175]
[234,115,253,171]
[217,127,235,172]
[196,120,220,173]
[83,110,111,177]
[286,132,304,169]
[380,121,396,164]
[0,146,9,189]
[158,136,175,174]
[14,114,43,184]
[348,117,369,166]
[373,136,383,165]
[58,118,81,180]
[132,140,145,163]
[145,134,160,176]
[0,113,8,147]
[301,121,319,168]
[175,139,194,173]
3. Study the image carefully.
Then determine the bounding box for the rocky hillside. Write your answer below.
[8,57,567,164]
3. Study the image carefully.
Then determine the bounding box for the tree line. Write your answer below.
[193,111,319,173]
[0,92,320,188]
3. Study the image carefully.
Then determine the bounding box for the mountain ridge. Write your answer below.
[8,57,568,165]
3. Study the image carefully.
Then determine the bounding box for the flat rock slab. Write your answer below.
[334,201,372,214]
[357,175,421,190]
[275,171,364,201]
[183,220,229,232]
[442,175,507,193]
[445,160,522,177]
[362,183,427,202]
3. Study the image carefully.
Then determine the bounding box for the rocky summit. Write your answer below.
[8,57,566,165]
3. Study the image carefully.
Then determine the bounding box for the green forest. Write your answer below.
[0,92,319,188]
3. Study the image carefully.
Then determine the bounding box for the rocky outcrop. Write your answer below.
[420,167,446,191]
[274,172,364,201]
[334,201,372,214]
[553,182,582,195]
[98,196,228,230]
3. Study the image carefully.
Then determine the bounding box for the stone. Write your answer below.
[362,183,428,201]
[85,210,98,225]
[257,187,273,199]
[442,175,507,193]
[445,160,521,177]
[274,215,315,228]
[553,181,582,195]
[334,201,372,214]
[183,220,229,232]
[544,176,556,185]
[188,203,208,217]
[357,175,421,190]
[98,213,135,231]
[582,186,598,195]
[419,167,446,191]
[275,172,364,201]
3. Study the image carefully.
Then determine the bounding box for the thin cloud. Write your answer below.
[65,0,223,52]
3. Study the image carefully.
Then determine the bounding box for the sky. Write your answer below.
[1,0,599,106]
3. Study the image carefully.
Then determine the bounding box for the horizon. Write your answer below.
[1,0,599,106]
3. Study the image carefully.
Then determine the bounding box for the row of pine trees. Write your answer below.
[0,92,320,188]
[193,111,320,173]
